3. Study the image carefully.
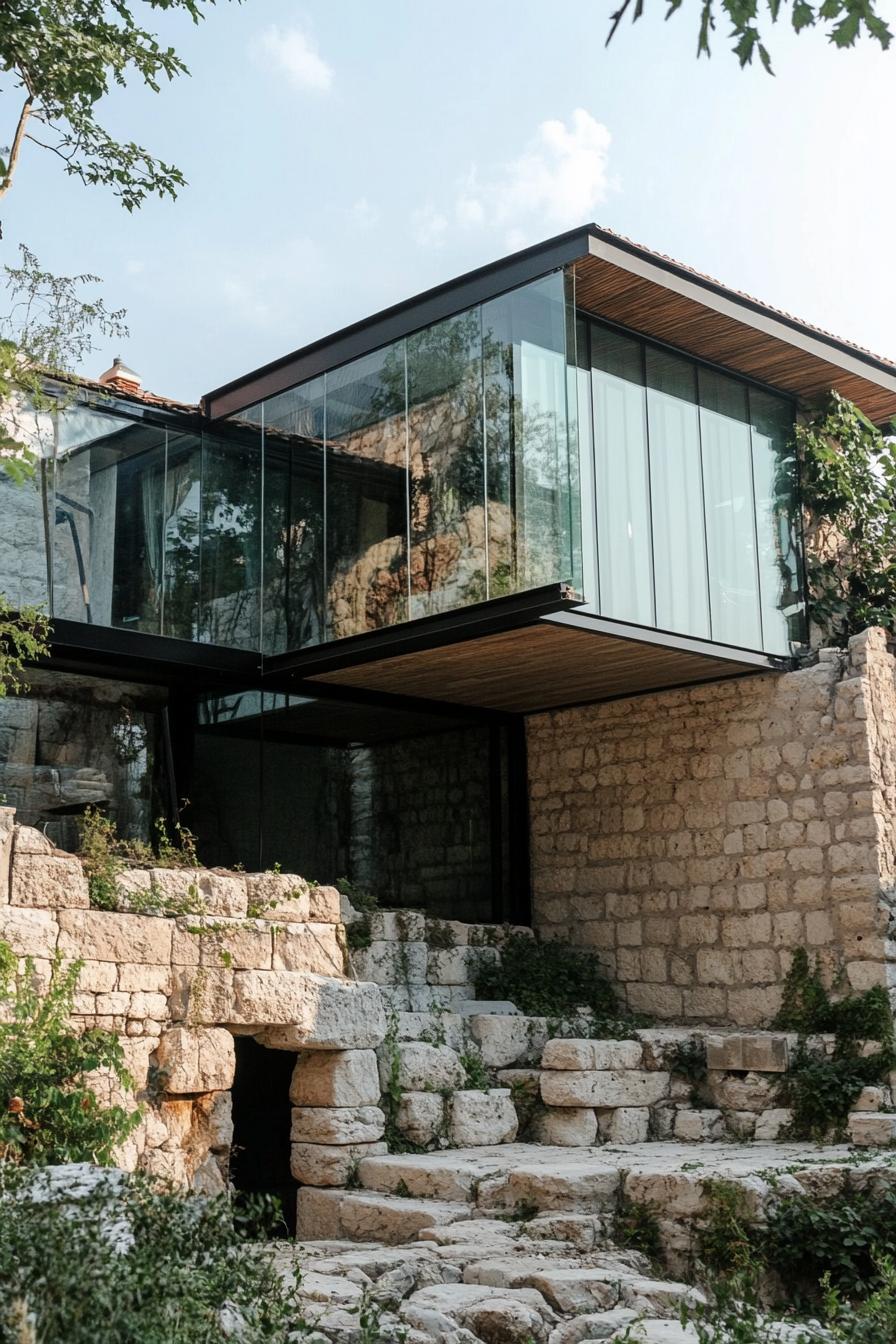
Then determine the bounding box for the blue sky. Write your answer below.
[3,1,895,404]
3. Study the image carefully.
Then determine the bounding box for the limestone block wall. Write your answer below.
[0,820,387,1191]
[527,628,896,1026]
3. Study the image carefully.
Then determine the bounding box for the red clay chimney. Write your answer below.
[98,356,142,397]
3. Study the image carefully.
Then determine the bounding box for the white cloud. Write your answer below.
[411,202,449,249]
[253,25,333,93]
[412,109,613,251]
[125,259,145,276]
[461,109,612,238]
[218,235,327,329]
[350,196,380,230]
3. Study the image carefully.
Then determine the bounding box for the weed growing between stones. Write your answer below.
[419,1000,449,1047]
[337,877,378,951]
[0,943,138,1165]
[424,919,457,951]
[459,1046,492,1092]
[665,1038,708,1103]
[698,1180,758,1279]
[615,1197,664,1264]
[772,949,895,1140]
[79,807,203,912]
[378,1012,424,1155]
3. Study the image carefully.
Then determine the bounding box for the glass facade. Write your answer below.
[0,268,804,660]
[577,319,806,655]
[238,269,581,649]
[0,402,263,648]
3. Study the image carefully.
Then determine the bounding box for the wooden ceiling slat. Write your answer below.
[310,621,762,714]
[573,256,896,423]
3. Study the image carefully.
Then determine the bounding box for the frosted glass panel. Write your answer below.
[590,328,653,625]
[698,368,761,649]
[750,389,806,653]
[646,349,709,638]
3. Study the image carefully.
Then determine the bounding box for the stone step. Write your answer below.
[307,1140,896,1254]
[296,1186,471,1244]
[358,1139,892,1215]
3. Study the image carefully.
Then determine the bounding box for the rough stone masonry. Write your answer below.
[527,627,896,1025]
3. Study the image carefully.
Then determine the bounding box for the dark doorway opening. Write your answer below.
[230,1035,296,1236]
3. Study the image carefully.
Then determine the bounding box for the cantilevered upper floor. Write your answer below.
[5,225,896,711]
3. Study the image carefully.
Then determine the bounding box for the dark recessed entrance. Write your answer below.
[230,1035,296,1236]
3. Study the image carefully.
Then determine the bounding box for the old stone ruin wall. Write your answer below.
[528,626,896,1026]
[4,812,896,1250]
[0,819,385,1192]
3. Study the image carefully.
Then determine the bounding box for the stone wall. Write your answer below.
[0,816,386,1192]
[527,628,896,1025]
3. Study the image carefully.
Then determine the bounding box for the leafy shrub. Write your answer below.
[764,1187,896,1300]
[0,944,138,1165]
[472,931,620,1022]
[779,1043,891,1141]
[0,1169,309,1343]
[681,1258,896,1343]
[774,949,894,1044]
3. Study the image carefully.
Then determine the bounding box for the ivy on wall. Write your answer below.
[796,392,896,645]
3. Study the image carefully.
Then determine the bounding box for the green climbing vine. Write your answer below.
[796,392,896,645]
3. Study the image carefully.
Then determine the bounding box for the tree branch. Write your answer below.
[0,96,35,201]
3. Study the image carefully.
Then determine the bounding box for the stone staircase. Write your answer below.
[297,1138,896,1266]
[290,1139,896,1340]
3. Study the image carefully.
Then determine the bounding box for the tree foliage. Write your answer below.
[0,244,128,477]
[0,0,221,213]
[0,592,49,696]
[606,0,893,72]
[795,392,896,645]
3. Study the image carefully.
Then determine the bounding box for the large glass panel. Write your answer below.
[407,308,485,616]
[646,348,710,637]
[574,317,599,604]
[0,399,52,612]
[590,325,654,625]
[749,388,805,652]
[483,273,576,596]
[698,368,762,648]
[199,428,262,649]
[261,379,325,653]
[325,344,408,638]
[191,691,262,870]
[53,407,167,633]
[162,433,202,640]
